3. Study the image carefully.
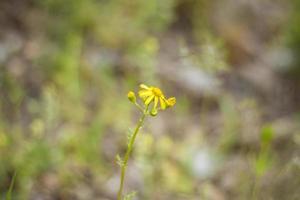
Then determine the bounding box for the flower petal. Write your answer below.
[138,90,152,99]
[159,97,167,110]
[150,108,158,116]
[139,84,149,90]
[145,95,155,105]
[154,96,159,109]
[167,97,176,107]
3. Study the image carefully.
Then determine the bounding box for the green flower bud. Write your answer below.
[127,91,136,103]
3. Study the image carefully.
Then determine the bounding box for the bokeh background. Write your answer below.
[0,0,300,199]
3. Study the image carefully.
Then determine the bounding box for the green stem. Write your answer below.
[117,108,148,200]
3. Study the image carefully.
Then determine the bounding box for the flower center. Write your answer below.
[152,87,162,97]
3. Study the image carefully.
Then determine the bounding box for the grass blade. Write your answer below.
[6,172,17,200]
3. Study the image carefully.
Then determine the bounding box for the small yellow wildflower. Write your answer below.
[119,84,176,199]
[138,84,176,111]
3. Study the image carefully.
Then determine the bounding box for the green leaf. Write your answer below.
[6,171,17,200]
[127,128,134,147]
[254,152,272,177]
[261,124,274,146]
[124,191,137,200]
[116,154,124,167]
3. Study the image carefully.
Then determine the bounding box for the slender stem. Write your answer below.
[251,175,259,200]
[117,107,148,200]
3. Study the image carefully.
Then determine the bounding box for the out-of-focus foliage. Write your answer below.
[0,0,299,199]
[283,0,300,75]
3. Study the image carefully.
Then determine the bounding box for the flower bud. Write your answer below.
[127,91,136,103]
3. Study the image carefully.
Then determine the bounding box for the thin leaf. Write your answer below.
[116,154,124,167]
[127,128,134,147]
[124,191,137,200]
[6,171,17,200]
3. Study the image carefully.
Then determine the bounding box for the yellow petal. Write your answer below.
[138,90,152,99]
[160,97,167,110]
[167,97,176,107]
[145,95,155,105]
[140,84,150,90]
[154,96,159,109]
[150,108,158,116]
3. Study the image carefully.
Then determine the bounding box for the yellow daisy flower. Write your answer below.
[138,84,176,111]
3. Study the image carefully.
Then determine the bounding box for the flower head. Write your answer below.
[138,84,176,112]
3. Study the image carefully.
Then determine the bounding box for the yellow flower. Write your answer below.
[138,84,176,111]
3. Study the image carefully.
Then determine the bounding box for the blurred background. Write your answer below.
[0,0,300,199]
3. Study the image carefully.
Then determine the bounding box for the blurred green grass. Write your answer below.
[0,0,300,199]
